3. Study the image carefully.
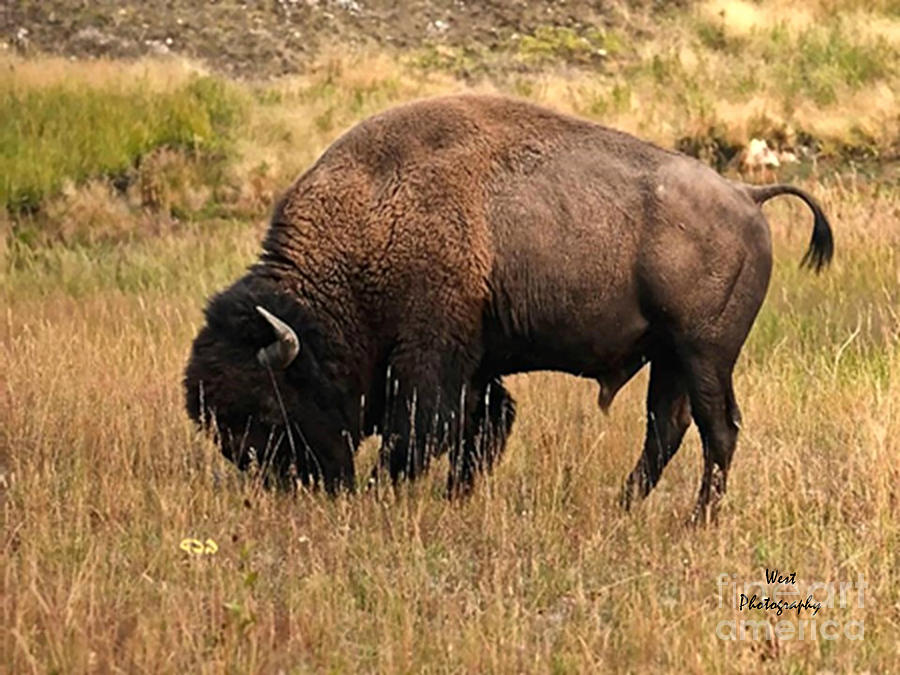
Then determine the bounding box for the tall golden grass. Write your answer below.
[2,4,900,668]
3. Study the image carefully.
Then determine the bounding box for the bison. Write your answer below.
[184,94,832,521]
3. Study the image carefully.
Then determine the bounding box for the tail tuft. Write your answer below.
[745,184,834,273]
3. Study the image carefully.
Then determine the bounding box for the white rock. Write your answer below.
[743,138,780,170]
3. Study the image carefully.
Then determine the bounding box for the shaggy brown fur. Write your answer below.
[184,94,833,520]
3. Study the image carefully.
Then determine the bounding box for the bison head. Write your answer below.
[184,276,357,491]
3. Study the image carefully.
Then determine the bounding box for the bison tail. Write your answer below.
[744,184,834,272]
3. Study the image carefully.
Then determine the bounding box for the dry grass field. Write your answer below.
[2,1,900,672]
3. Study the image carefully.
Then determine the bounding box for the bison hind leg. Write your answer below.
[685,357,741,526]
[620,356,692,510]
[447,377,517,498]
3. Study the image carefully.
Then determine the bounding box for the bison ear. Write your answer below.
[255,305,300,369]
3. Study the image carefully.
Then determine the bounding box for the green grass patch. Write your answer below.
[0,74,244,214]
[512,26,623,65]
[761,20,896,107]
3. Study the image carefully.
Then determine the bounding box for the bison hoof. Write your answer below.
[618,472,650,511]
[689,500,721,527]
[619,483,635,511]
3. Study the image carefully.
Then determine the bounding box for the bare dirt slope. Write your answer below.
[1,0,682,77]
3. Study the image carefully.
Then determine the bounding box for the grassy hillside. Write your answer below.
[2,1,900,672]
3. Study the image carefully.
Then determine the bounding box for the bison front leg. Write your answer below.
[381,387,452,483]
[378,352,475,486]
[447,378,516,498]
[620,357,692,510]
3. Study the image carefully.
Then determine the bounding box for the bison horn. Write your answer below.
[255,306,300,369]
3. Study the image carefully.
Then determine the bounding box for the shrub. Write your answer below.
[0,73,243,214]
